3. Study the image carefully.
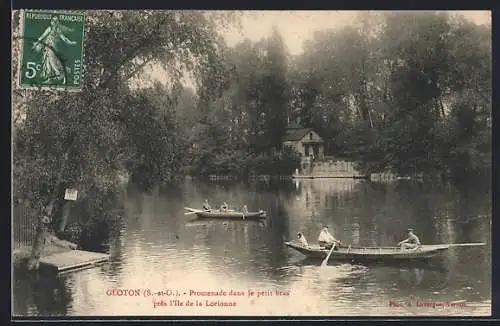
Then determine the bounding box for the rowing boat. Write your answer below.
[285,241,485,262]
[184,207,267,220]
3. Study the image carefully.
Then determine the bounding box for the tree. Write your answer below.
[289,11,490,178]
[258,27,290,150]
[13,10,236,269]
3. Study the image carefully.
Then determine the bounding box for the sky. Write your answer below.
[140,10,491,88]
[223,10,491,56]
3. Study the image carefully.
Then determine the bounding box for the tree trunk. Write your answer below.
[26,201,78,271]
[367,109,374,129]
[27,151,71,270]
[439,96,446,118]
[26,202,53,271]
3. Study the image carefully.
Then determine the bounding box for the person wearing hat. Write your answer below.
[318,226,341,250]
[297,232,309,247]
[398,228,421,250]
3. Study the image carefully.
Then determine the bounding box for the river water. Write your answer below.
[12,178,491,317]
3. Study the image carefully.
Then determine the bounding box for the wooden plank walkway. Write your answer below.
[292,174,368,179]
[39,250,110,273]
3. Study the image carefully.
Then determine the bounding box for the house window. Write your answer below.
[309,132,313,140]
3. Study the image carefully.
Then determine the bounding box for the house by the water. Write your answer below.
[246,122,365,179]
[282,123,366,179]
[282,123,324,159]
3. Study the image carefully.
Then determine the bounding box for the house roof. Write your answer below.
[282,128,312,141]
[282,125,324,143]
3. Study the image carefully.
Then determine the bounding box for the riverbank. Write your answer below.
[13,245,72,269]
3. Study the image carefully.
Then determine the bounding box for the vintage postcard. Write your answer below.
[12,10,492,318]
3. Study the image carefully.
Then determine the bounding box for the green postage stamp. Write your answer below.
[18,10,85,90]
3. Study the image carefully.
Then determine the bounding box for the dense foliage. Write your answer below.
[289,12,491,180]
[12,11,491,254]
[12,10,238,252]
[174,12,491,181]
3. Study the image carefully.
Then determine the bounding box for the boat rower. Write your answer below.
[297,232,309,247]
[221,202,228,212]
[318,226,341,250]
[398,228,422,250]
[242,205,249,214]
[202,199,211,211]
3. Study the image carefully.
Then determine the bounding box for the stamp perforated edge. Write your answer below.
[15,9,86,92]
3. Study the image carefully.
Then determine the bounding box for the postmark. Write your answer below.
[17,10,85,91]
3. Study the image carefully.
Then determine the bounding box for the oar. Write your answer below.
[184,209,209,215]
[321,243,337,267]
[427,243,486,250]
[321,245,335,267]
[446,243,485,247]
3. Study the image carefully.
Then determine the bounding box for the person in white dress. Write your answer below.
[318,226,341,250]
[297,232,309,247]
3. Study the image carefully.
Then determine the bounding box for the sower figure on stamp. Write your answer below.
[398,228,422,250]
[32,16,76,85]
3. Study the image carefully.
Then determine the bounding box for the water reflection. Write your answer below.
[13,271,72,316]
[13,178,491,316]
